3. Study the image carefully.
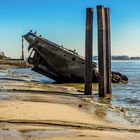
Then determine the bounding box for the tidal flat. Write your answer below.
[0,60,140,140]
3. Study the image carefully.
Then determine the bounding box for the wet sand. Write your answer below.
[0,64,140,140]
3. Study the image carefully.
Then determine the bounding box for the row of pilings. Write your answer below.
[85,5,112,97]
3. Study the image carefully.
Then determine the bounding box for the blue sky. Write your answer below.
[0,0,140,58]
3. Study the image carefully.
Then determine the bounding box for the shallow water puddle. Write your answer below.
[0,72,7,76]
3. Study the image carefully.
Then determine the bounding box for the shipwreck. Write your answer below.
[23,31,128,83]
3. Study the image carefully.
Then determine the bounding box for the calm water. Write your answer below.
[112,60,140,109]
[1,60,140,110]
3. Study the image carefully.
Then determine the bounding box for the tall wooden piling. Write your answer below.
[85,8,93,95]
[97,5,107,97]
[22,36,24,60]
[105,8,112,94]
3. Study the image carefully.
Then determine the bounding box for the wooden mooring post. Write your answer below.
[97,5,107,97]
[105,8,112,94]
[21,36,24,60]
[85,8,93,95]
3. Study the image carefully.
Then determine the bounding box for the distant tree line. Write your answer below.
[0,51,6,59]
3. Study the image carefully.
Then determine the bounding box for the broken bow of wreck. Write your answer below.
[23,32,128,83]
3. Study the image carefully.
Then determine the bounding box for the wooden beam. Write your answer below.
[105,8,112,94]
[85,8,93,95]
[97,5,107,97]
[22,36,24,60]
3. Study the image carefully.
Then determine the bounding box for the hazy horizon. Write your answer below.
[0,0,140,58]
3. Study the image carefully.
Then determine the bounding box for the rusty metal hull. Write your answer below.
[23,32,128,83]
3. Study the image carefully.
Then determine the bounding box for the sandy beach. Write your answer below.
[1,0,140,139]
[0,62,140,140]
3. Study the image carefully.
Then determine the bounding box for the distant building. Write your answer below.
[93,56,98,60]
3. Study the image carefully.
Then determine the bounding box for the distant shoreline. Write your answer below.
[0,59,32,68]
[93,59,140,61]
[93,56,140,61]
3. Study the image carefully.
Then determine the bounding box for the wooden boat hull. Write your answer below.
[24,32,128,83]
